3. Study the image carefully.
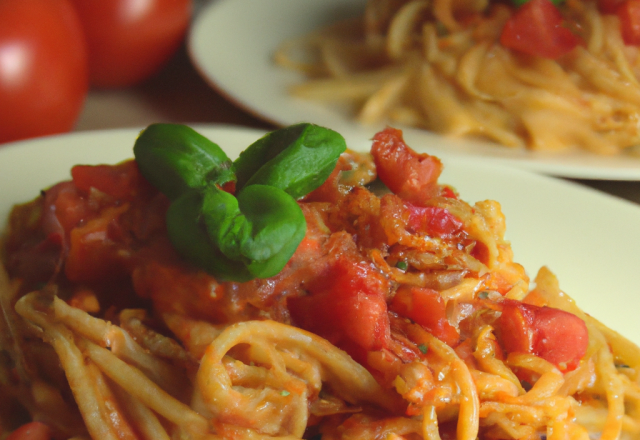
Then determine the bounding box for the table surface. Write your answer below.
[74,41,640,207]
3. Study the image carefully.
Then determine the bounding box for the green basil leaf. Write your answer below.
[134,123,235,201]
[233,123,346,199]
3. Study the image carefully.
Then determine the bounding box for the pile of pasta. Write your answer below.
[275,0,640,154]
[2,127,640,440]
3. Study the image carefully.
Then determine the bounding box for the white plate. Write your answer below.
[1,125,639,345]
[188,0,640,181]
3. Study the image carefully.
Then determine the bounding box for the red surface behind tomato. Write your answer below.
[70,0,192,88]
[0,0,88,144]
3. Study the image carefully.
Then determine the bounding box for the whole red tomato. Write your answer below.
[0,0,88,144]
[6,422,51,440]
[70,0,192,88]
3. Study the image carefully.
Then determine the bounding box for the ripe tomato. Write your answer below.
[0,0,88,144]
[70,0,193,88]
[6,422,51,440]
[389,286,460,347]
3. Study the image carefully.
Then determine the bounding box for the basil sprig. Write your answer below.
[134,123,346,281]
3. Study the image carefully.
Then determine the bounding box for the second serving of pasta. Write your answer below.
[276,0,640,155]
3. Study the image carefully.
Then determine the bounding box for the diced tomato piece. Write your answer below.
[304,154,350,203]
[65,205,129,282]
[6,422,51,440]
[500,0,582,59]
[71,160,142,200]
[288,255,391,359]
[497,300,588,371]
[389,286,460,347]
[532,306,589,369]
[41,181,93,236]
[53,184,92,234]
[617,0,640,44]
[440,186,457,199]
[371,127,443,206]
[454,338,477,366]
[482,271,517,295]
[405,202,463,238]
[497,301,536,354]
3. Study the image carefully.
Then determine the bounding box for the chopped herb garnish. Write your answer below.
[280,390,290,396]
[396,261,408,271]
[616,363,631,369]
[478,291,489,299]
[418,344,428,354]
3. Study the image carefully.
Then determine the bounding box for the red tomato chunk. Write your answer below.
[497,300,588,371]
[500,0,582,59]
[288,255,391,360]
[71,160,146,201]
[617,0,640,45]
[371,127,443,205]
[390,285,460,347]
[405,202,464,239]
[6,422,51,440]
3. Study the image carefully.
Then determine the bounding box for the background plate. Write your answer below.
[1,125,639,344]
[189,0,640,180]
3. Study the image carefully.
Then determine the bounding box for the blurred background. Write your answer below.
[75,0,273,133]
[2,0,640,204]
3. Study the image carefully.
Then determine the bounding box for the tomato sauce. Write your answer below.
[3,127,587,374]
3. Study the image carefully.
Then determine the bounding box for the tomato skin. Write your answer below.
[0,0,88,144]
[497,300,588,371]
[617,0,640,45]
[371,127,443,205]
[71,160,145,201]
[288,255,391,358]
[6,422,51,440]
[53,183,93,235]
[500,0,582,59]
[70,0,192,88]
[389,286,460,347]
[405,202,463,238]
[65,205,129,282]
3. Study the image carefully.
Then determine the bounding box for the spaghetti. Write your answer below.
[1,125,640,440]
[275,0,640,155]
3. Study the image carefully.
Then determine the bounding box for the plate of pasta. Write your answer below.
[189,0,640,180]
[2,123,640,440]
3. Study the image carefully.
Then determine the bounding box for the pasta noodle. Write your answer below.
[1,126,640,440]
[274,0,640,155]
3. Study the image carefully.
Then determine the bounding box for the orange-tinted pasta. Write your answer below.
[1,126,640,440]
